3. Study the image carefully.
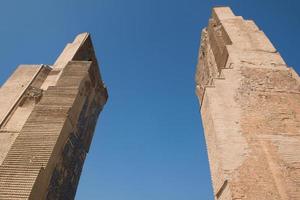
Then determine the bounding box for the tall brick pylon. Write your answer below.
[195,7,300,200]
[0,33,108,199]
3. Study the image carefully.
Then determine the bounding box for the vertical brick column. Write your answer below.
[0,33,108,200]
[196,7,300,200]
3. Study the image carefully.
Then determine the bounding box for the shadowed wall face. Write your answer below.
[196,7,300,200]
[0,33,108,200]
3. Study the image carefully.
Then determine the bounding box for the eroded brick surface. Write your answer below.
[195,7,300,200]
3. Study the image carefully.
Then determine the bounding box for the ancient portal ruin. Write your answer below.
[195,7,300,200]
[0,33,108,199]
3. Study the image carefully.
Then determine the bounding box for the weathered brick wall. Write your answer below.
[196,7,300,200]
[0,33,108,200]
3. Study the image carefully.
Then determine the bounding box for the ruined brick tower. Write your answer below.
[195,7,300,199]
[0,33,108,199]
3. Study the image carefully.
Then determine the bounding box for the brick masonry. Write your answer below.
[195,7,300,200]
[0,33,108,199]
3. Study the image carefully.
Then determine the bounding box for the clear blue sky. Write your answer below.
[0,1,299,199]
